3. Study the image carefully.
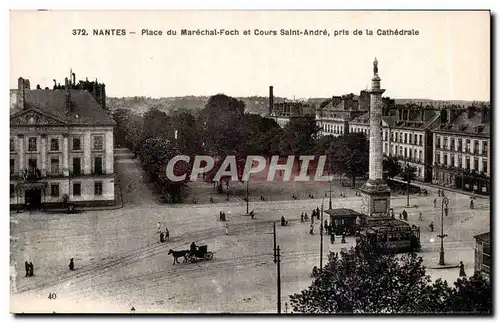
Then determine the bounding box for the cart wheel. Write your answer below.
[205,252,214,260]
[190,256,197,263]
[185,253,192,262]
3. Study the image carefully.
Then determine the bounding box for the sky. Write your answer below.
[10,10,490,101]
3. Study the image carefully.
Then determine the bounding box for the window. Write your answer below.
[391,132,394,141]
[444,154,448,166]
[482,141,488,155]
[399,133,403,143]
[50,138,59,151]
[466,157,471,170]
[458,156,463,168]
[483,160,488,172]
[409,149,413,159]
[72,137,81,151]
[419,151,423,162]
[399,147,403,156]
[28,158,37,168]
[436,136,441,148]
[93,135,104,150]
[72,157,81,175]
[73,183,81,196]
[10,159,14,175]
[93,157,103,175]
[94,182,103,196]
[474,140,479,154]
[474,158,479,171]
[50,184,60,197]
[443,137,448,149]
[414,134,418,145]
[10,184,15,198]
[435,153,440,164]
[28,137,37,152]
[458,139,463,151]
[50,158,59,175]
[450,138,455,151]
[466,139,471,152]
[419,134,423,146]
[404,133,407,144]
[451,155,455,167]
[10,138,15,151]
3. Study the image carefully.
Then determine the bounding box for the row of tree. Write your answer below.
[112,93,416,201]
[290,246,491,314]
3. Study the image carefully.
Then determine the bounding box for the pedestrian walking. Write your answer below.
[69,258,75,271]
[160,232,165,243]
[330,232,335,244]
[309,224,314,235]
[470,200,474,209]
[341,232,346,244]
[419,212,423,221]
[399,213,402,220]
[25,261,29,277]
[459,261,466,277]
[429,221,434,232]
[28,262,34,277]
[165,228,170,241]
[304,212,308,221]
[157,222,161,233]
[300,212,304,223]
[403,209,408,221]
[225,223,229,235]
[433,198,437,208]
[324,219,328,232]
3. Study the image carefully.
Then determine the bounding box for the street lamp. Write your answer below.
[438,196,449,265]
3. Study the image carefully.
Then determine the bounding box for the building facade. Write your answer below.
[431,106,491,194]
[10,74,116,209]
[474,232,490,278]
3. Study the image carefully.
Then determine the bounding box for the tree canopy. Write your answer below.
[289,247,492,314]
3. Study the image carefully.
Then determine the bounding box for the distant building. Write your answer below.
[316,92,370,137]
[474,232,490,278]
[10,72,115,210]
[270,100,314,128]
[431,105,491,194]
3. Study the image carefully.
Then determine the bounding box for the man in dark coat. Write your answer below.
[300,213,304,223]
[25,261,29,277]
[330,232,335,244]
[28,262,34,277]
[160,232,165,243]
[190,242,197,256]
[69,258,75,271]
[316,207,320,219]
[459,261,466,277]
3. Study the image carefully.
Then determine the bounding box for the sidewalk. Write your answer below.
[391,177,490,200]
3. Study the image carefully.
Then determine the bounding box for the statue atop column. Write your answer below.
[373,57,378,75]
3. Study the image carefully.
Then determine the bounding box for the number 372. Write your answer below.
[72,29,88,36]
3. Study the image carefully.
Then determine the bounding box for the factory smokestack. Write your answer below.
[269,86,274,116]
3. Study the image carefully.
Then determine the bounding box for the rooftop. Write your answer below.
[324,208,364,217]
[10,89,115,126]
[474,232,490,243]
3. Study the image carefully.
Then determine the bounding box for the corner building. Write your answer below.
[10,76,116,209]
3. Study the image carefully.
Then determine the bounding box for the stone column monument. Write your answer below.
[360,58,391,217]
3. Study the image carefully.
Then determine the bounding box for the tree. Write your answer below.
[443,273,491,314]
[283,116,321,154]
[383,156,402,181]
[289,247,454,314]
[200,94,245,156]
[239,114,281,156]
[328,132,369,188]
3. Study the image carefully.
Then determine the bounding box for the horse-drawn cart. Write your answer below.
[185,245,214,263]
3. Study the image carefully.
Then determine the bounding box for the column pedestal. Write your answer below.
[360,179,391,217]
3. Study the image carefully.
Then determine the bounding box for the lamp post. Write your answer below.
[246,180,249,215]
[405,162,410,207]
[328,180,332,210]
[319,199,324,270]
[438,196,449,265]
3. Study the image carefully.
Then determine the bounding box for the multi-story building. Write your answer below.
[474,232,490,278]
[431,105,490,194]
[349,104,440,182]
[316,92,369,137]
[10,73,116,210]
[270,100,314,128]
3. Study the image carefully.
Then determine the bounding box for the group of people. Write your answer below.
[157,222,170,243]
[25,258,75,278]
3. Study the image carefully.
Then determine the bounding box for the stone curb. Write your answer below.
[426,264,460,270]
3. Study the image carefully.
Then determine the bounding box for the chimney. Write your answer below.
[72,72,76,86]
[17,77,25,110]
[269,86,274,116]
[65,77,71,112]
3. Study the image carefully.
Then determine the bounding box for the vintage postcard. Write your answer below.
[9,10,491,314]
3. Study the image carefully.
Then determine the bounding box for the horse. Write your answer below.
[168,249,188,265]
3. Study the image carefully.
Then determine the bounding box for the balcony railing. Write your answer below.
[22,167,42,181]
